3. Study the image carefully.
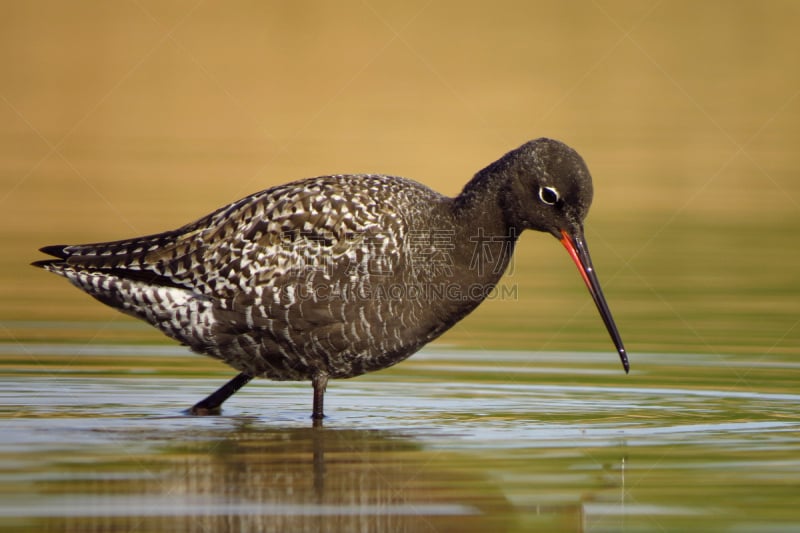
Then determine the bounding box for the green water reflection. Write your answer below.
[1,348,799,532]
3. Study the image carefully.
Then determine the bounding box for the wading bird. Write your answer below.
[34,138,629,421]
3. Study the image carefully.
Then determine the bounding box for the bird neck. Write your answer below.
[447,167,520,289]
[453,165,517,239]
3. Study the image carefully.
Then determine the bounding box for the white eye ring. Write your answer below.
[538,186,560,205]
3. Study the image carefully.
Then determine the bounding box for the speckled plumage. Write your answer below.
[34,138,628,420]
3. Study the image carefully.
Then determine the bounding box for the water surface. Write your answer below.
[1,346,798,532]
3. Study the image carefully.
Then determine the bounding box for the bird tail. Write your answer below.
[31,245,71,272]
[31,228,198,293]
[33,229,183,268]
[31,236,215,349]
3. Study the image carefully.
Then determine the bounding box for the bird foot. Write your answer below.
[185,404,222,416]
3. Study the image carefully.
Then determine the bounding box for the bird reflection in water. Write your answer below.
[46,423,517,532]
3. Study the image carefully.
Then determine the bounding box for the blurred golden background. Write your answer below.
[1,0,798,358]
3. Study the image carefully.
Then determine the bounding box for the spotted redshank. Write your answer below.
[33,138,629,420]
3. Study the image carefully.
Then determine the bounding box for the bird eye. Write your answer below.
[538,186,560,205]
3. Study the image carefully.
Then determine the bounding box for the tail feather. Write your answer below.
[31,258,62,270]
[32,245,70,270]
[31,228,198,290]
[32,228,191,269]
[38,245,70,259]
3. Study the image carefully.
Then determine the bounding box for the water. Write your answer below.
[2,346,799,532]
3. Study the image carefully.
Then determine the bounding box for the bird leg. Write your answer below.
[188,372,254,415]
[311,373,329,422]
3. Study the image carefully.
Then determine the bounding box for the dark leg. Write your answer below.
[311,373,329,423]
[311,423,325,497]
[188,372,254,415]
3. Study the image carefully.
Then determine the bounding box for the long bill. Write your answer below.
[559,229,630,373]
